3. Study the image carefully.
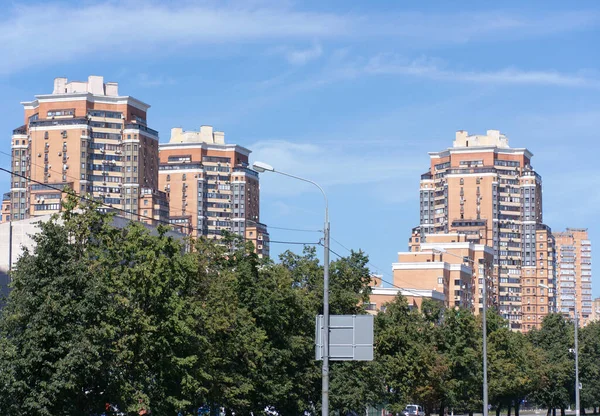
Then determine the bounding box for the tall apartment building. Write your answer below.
[158,126,269,257]
[592,298,600,322]
[417,130,556,331]
[553,229,593,326]
[2,76,168,226]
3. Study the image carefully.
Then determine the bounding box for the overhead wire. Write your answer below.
[3,158,436,298]
[0,150,323,240]
[0,167,317,247]
[322,240,438,299]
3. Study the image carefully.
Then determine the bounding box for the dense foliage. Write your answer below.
[0,200,599,415]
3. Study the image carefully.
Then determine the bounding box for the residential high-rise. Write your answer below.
[158,126,269,257]
[592,297,600,322]
[1,76,168,226]
[417,130,556,331]
[553,229,593,326]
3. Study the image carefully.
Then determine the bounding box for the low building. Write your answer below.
[0,214,186,304]
[366,274,445,314]
[401,233,495,313]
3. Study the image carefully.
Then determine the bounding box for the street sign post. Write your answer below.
[315,314,374,361]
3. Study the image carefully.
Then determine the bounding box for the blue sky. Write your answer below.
[0,0,598,297]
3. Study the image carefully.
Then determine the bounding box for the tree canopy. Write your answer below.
[0,199,599,415]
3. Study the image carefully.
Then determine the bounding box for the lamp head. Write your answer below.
[252,161,275,173]
[432,247,447,254]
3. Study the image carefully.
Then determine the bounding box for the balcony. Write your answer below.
[124,123,159,136]
[12,125,27,135]
[233,166,259,178]
[30,118,88,128]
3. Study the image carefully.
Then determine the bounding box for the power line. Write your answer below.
[329,234,394,284]
[268,225,322,233]
[330,235,353,253]
[321,242,437,299]
[1,149,324,239]
[270,240,319,245]
[0,149,197,221]
[0,167,317,247]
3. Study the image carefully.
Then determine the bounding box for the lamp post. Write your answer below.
[539,283,579,416]
[252,161,330,416]
[433,247,488,416]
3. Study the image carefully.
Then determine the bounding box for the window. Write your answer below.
[166,175,170,182]
[182,174,187,181]
[437,277,443,285]
[460,178,464,185]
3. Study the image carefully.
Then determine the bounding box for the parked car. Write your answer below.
[402,405,425,416]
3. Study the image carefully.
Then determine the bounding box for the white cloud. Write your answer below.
[364,55,600,88]
[136,73,177,87]
[275,54,600,92]
[0,2,347,74]
[0,2,598,75]
[284,43,323,65]
[249,139,422,197]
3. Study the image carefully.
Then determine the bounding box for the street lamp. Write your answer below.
[252,161,330,416]
[539,283,579,416]
[433,247,488,416]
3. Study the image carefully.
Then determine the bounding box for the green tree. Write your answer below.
[528,313,574,416]
[375,294,425,414]
[579,321,600,413]
[439,307,481,416]
[0,200,208,415]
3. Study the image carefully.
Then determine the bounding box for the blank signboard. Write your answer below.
[315,314,374,361]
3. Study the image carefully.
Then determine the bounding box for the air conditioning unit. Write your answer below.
[58,152,62,156]
[38,153,41,157]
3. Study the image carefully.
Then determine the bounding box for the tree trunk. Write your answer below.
[507,403,512,416]
[593,407,596,415]
[515,400,520,416]
[561,408,565,416]
[496,405,501,416]
[552,408,556,416]
[582,408,586,415]
[439,402,445,416]
[546,408,551,416]
[469,411,474,416]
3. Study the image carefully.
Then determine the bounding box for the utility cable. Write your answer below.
[322,241,440,299]
[0,167,316,247]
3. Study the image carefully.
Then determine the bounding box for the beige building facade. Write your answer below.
[553,229,593,326]
[366,274,445,314]
[402,233,495,313]
[417,130,556,331]
[2,76,168,226]
[158,126,269,257]
[592,297,600,322]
